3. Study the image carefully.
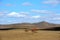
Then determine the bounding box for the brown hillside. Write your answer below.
[0,21,60,29]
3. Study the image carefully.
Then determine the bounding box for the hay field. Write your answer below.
[0,29,60,40]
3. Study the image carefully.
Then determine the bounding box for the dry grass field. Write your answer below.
[0,29,60,40]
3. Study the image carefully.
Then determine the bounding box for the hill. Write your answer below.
[0,21,60,30]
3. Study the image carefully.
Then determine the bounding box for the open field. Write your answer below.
[0,29,60,40]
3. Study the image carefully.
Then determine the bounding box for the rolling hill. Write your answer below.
[0,21,60,30]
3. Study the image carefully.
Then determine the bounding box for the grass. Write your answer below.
[0,29,60,40]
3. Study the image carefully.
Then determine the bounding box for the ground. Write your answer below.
[0,29,60,40]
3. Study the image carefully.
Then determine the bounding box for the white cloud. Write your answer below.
[7,12,27,17]
[51,14,60,20]
[43,0,60,6]
[0,10,10,17]
[0,12,5,16]
[52,18,60,20]
[22,2,32,6]
[43,13,60,21]
[31,9,53,14]
[31,15,41,19]
[19,12,29,15]
[49,13,60,18]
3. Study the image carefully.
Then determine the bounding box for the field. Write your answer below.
[0,29,60,40]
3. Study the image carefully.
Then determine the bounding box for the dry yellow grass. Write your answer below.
[0,29,60,40]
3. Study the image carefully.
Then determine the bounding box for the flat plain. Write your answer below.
[0,29,60,40]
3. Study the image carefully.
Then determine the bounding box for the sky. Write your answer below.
[0,0,60,24]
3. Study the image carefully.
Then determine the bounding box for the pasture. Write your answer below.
[0,29,60,40]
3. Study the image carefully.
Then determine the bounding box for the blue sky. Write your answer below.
[0,0,60,24]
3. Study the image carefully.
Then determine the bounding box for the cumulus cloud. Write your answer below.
[22,2,32,6]
[7,12,27,17]
[19,12,29,15]
[31,9,53,14]
[43,0,60,6]
[31,15,41,19]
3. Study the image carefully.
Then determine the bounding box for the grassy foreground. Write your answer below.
[0,29,60,40]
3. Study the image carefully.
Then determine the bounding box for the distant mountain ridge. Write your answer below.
[0,21,60,29]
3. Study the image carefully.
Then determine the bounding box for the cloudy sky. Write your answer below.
[0,0,60,24]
